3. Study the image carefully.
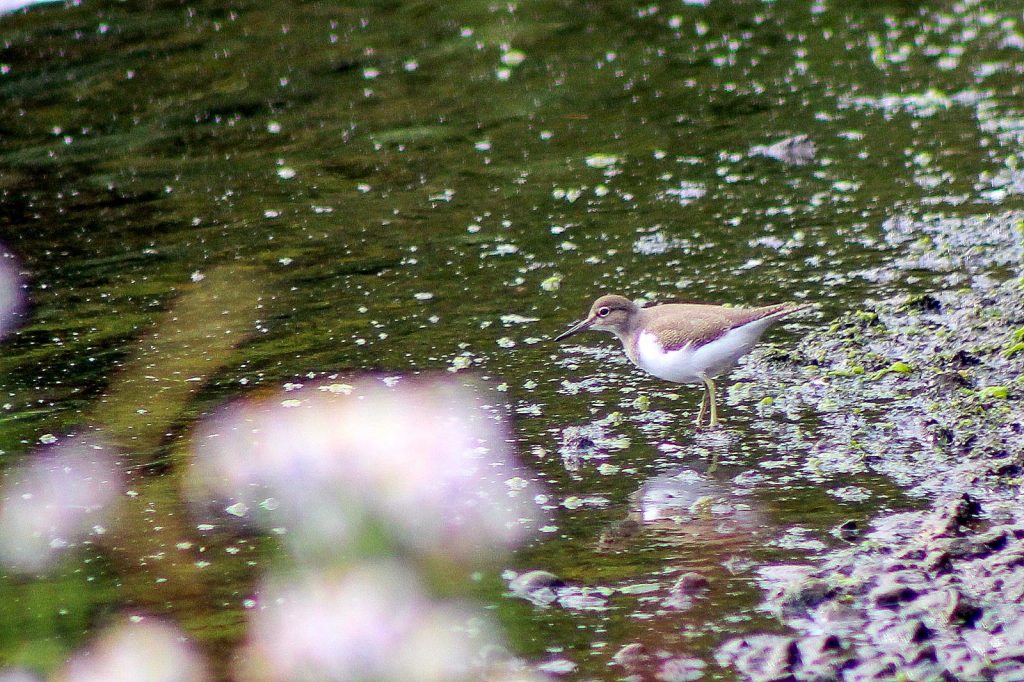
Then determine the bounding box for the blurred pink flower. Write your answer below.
[186,376,544,559]
[238,562,504,682]
[0,669,42,682]
[57,618,208,682]
[0,247,25,339]
[0,440,122,573]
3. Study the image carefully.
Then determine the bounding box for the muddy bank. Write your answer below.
[720,210,1024,679]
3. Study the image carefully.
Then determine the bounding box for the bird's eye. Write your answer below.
[597,306,611,317]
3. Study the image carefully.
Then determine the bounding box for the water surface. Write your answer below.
[2,0,1024,678]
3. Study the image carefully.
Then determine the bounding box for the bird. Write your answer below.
[554,294,808,427]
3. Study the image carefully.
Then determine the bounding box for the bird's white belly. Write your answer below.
[634,323,772,384]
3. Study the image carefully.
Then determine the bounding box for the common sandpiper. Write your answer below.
[554,294,807,427]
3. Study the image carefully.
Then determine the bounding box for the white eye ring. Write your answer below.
[597,306,611,317]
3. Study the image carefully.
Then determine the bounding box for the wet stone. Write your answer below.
[936,535,997,560]
[555,586,608,611]
[896,546,926,562]
[665,572,710,610]
[795,634,849,674]
[998,618,1024,649]
[560,424,603,452]
[990,645,1024,664]
[935,643,988,680]
[596,518,642,552]
[656,656,706,682]
[984,546,1024,572]
[611,643,649,673]
[974,600,1021,632]
[905,587,969,627]
[536,658,576,676]
[808,600,867,635]
[672,572,710,593]
[923,549,953,574]
[977,526,1011,553]
[778,577,834,614]
[921,494,981,539]
[865,618,931,653]
[992,656,1024,682]
[507,570,563,606]
[842,656,899,682]
[869,577,919,608]
[931,371,970,392]
[909,644,939,665]
[949,349,982,368]
[836,519,861,541]
[962,629,997,657]
[718,635,799,682]
[749,135,817,166]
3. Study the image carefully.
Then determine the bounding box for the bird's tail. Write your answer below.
[761,302,812,322]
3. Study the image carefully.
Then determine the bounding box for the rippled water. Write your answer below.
[3,0,1024,678]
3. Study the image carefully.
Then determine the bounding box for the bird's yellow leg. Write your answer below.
[702,376,719,428]
[695,385,708,426]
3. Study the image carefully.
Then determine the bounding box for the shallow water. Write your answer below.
[2,0,1024,678]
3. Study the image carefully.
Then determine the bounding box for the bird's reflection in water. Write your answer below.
[599,468,767,556]
[595,466,779,678]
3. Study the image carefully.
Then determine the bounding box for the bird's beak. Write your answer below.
[553,315,595,342]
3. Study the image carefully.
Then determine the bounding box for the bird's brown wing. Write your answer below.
[643,303,802,352]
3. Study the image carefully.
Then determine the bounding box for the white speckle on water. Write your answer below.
[448,356,472,372]
[224,501,245,518]
[618,582,660,595]
[537,659,576,674]
[319,383,354,395]
[501,49,526,66]
[662,180,706,205]
[489,243,519,256]
[832,180,861,192]
[425,187,454,200]
[500,314,539,325]
[585,153,620,168]
[540,274,563,291]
